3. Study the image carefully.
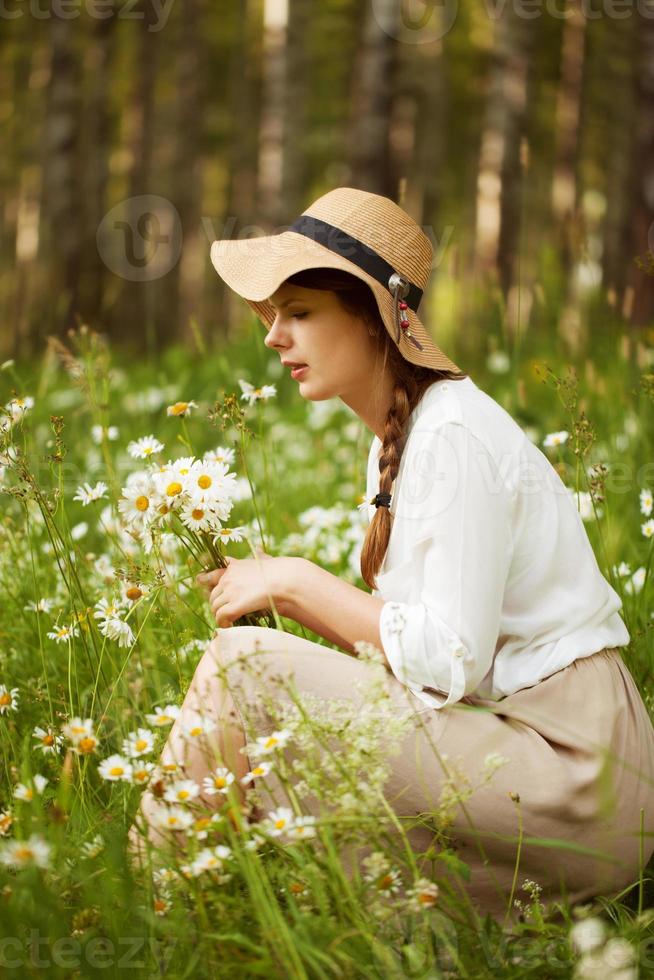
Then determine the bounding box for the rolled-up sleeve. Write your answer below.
[377,421,514,709]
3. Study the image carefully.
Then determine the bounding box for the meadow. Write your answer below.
[0,308,653,979]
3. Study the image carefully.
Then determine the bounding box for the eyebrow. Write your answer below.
[270,297,306,310]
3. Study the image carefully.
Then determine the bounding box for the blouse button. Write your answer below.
[453,647,463,658]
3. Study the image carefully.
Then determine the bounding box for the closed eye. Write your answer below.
[292,313,307,320]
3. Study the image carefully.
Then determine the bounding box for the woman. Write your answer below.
[131,187,654,919]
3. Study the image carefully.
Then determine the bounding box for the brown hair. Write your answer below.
[282,268,468,592]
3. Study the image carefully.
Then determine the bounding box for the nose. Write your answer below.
[263,314,286,350]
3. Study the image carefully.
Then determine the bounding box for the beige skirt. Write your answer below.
[212,626,654,920]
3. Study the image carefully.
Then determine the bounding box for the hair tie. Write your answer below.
[372,492,392,509]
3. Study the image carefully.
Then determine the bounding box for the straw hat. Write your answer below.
[209,186,461,373]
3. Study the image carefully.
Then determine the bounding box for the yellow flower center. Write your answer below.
[135,739,148,752]
[418,891,437,905]
[109,767,124,777]
[126,587,142,601]
[77,736,96,754]
[170,402,188,415]
[189,727,202,737]
[0,693,10,706]
[198,475,212,489]
[274,819,286,829]
[177,790,190,800]
[135,495,149,512]
[264,737,278,749]
[166,482,183,497]
[42,734,54,746]
[214,777,226,788]
[143,446,154,455]
[22,789,34,801]
[191,508,204,521]
[16,846,33,861]
[0,814,13,831]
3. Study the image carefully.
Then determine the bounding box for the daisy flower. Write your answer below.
[118,476,155,527]
[372,867,403,895]
[62,717,99,755]
[180,712,217,741]
[122,727,155,758]
[202,766,235,796]
[166,400,197,417]
[127,435,164,460]
[14,774,48,801]
[98,754,133,782]
[542,430,569,448]
[5,396,34,423]
[286,816,317,841]
[80,835,105,858]
[0,810,13,836]
[32,725,64,754]
[238,380,277,405]
[0,833,51,869]
[250,729,292,757]
[24,597,56,614]
[203,445,236,466]
[73,481,108,506]
[406,878,440,911]
[130,762,156,785]
[163,779,200,804]
[641,518,654,539]
[0,684,19,714]
[189,845,232,875]
[265,806,296,837]
[145,704,181,727]
[179,501,222,533]
[212,526,247,545]
[152,805,194,832]
[154,896,173,916]
[47,624,79,644]
[640,488,653,517]
[240,761,273,785]
[189,816,214,840]
[614,562,631,577]
[91,424,119,444]
[97,616,135,648]
[120,581,149,604]
[93,597,126,622]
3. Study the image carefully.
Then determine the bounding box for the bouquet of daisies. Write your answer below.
[118,444,274,628]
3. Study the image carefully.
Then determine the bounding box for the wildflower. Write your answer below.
[0,833,51,869]
[5,396,34,424]
[97,616,135,648]
[118,475,155,527]
[0,684,19,714]
[406,878,440,912]
[265,807,296,837]
[362,851,390,883]
[163,779,200,804]
[180,712,217,741]
[166,400,197,417]
[482,752,510,778]
[80,835,105,858]
[62,717,99,755]
[122,728,155,758]
[152,805,194,832]
[120,581,149,604]
[98,754,133,782]
[130,762,156,785]
[127,435,164,460]
[486,349,511,374]
[212,526,246,545]
[286,816,317,841]
[145,704,180,727]
[614,562,631,577]
[189,816,214,840]
[543,430,569,448]
[15,774,48,801]
[250,729,292,757]
[24,597,56,614]
[202,766,235,796]
[641,518,654,539]
[189,845,232,876]
[91,424,119,444]
[47,624,79,644]
[32,725,64,754]
[154,896,173,916]
[240,760,273,785]
[570,916,606,954]
[0,810,13,835]
[71,521,88,541]
[624,566,646,595]
[180,501,222,533]
[73,481,108,506]
[238,379,277,405]
[639,487,653,517]
[203,445,236,466]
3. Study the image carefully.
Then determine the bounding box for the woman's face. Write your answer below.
[264,282,381,405]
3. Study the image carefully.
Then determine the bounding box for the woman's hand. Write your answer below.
[196,549,295,628]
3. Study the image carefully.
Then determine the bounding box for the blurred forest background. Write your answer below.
[1,0,654,362]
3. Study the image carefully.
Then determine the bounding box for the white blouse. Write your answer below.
[366,376,630,709]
